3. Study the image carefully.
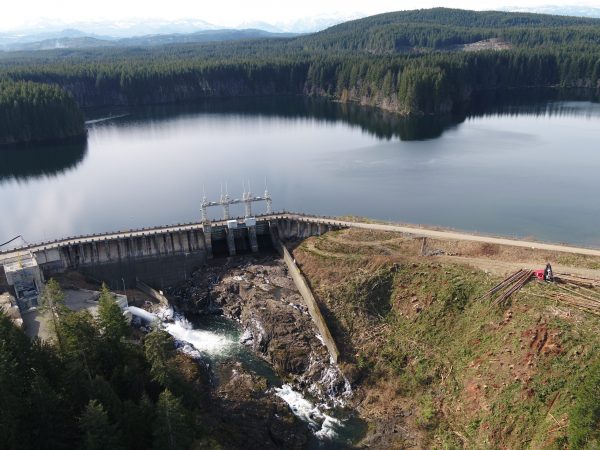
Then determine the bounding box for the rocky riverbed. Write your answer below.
[168,256,352,403]
[210,360,310,449]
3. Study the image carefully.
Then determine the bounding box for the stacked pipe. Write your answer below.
[482,269,600,315]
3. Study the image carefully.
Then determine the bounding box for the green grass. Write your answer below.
[315,258,600,448]
[568,359,600,449]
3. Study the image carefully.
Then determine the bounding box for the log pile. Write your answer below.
[479,269,600,315]
[552,274,600,316]
[479,269,534,305]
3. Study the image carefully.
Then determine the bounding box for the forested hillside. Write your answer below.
[298,8,600,53]
[0,80,85,145]
[1,8,600,144]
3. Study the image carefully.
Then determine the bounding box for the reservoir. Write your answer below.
[1,95,600,248]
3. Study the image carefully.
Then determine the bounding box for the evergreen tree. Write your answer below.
[79,400,123,450]
[89,375,123,420]
[144,328,175,386]
[119,395,155,450]
[153,390,193,450]
[27,374,75,450]
[97,283,128,342]
[59,310,101,382]
[40,278,68,350]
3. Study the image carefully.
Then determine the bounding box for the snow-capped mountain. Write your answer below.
[238,13,364,34]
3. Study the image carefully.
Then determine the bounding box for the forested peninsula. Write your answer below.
[2,8,600,144]
[0,81,85,146]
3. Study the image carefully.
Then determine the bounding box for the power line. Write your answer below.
[0,235,26,248]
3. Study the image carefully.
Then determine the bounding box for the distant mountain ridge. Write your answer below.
[0,13,362,52]
[5,7,600,53]
[502,5,600,18]
[0,28,298,51]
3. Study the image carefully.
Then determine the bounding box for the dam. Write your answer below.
[0,211,347,363]
[5,208,600,293]
[0,213,346,290]
[5,207,600,365]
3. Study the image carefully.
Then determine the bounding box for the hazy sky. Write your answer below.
[1,0,598,31]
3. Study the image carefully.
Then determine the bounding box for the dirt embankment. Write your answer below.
[292,228,600,449]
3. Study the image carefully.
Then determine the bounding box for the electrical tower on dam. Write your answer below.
[200,184,273,256]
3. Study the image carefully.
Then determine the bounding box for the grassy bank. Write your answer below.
[292,229,600,449]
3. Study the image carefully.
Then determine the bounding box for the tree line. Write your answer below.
[2,49,598,117]
[1,8,600,144]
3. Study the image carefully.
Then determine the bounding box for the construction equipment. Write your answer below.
[533,263,554,282]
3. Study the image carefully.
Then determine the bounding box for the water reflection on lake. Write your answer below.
[1,93,600,247]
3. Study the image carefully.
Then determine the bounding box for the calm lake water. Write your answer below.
[2,94,600,248]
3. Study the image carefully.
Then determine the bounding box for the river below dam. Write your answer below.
[138,254,367,448]
[163,312,366,448]
[1,92,600,248]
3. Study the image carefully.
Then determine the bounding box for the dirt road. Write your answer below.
[297,216,600,257]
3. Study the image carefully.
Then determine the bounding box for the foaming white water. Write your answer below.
[155,306,174,321]
[313,364,353,406]
[274,384,344,441]
[164,316,235,356]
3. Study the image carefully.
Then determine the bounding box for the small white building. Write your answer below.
[3,254,44,310]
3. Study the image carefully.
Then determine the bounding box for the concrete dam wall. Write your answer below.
[1,214,344,290]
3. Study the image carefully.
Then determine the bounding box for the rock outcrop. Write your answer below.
[169,256,351,402]
[212,361,309,449]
